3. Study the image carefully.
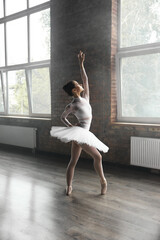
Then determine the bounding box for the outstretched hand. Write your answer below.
[78,50,85,65]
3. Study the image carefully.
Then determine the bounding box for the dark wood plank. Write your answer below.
[0,148,160,240]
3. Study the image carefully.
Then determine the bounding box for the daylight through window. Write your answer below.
[0,0,51,117]
[117,0,160,123]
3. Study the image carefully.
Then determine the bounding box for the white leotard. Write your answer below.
[61,96,92,130]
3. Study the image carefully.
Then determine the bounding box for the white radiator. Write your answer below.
[131,136,160,169]
[0,125,37,149]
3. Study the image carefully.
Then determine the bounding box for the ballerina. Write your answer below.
[50,51,109,195]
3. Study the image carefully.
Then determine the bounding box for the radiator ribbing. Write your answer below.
[131,137,160,169]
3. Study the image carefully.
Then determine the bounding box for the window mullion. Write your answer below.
[25,69,32,116]
[116,55,122,120]
[0,2,50,24]
[27,14,30,63]
[6,71,8,115]
[4,22,7,66]
[3,0,7,67]
[27,0,29,9]
[118,0,121,49]
[0,60,50,72]
[3,0,6,16]
[0,71,5,113]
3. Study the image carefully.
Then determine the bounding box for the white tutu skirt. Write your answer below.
[50,126,109,153]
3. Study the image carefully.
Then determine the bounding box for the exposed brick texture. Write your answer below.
[111,0,118,123]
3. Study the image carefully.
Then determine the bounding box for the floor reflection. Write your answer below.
[0,170,59,240]
[0,150,159,240]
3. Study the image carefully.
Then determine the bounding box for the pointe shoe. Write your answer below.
[101,179,107,195]
[66,186,72,196]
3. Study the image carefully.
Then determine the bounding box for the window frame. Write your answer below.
[116,0,160,124]
[0,1,51,118]
[0,71,5,113]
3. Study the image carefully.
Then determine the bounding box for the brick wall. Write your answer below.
[111,0,118,123]
[0,0,160,165]
[50,0,160,164]
[50,0,112,159]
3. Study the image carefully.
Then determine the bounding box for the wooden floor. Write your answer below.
[0,147,160,240]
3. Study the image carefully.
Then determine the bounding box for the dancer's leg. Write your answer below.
[80,144,107,194]
[66,141,82,194]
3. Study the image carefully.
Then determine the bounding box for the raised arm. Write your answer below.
[61,104,74,127]
[78,51,89,101]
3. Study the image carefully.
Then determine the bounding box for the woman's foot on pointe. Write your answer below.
[101,179,107,195]
[66,186,72,196]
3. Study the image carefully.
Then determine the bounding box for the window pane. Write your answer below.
[8,70,29,115]
[3,72,6,101]
[0,0,4,18]
[29,0,48,8]
[121,0,160,47]
[121,53,160,118]
[30,9,50,62]
[0,74,4,112]
[30,67,51,114]
[0,24,5,67]
[6,0,27,16]
[7,17,27,65]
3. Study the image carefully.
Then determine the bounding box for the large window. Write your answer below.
[0,0,51,117]
[117,0,160,123]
